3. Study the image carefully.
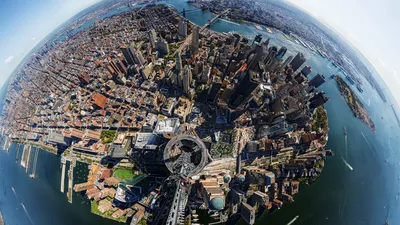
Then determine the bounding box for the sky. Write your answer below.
[287,0,400,105]
[0,0,100,86]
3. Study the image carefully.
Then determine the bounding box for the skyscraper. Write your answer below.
[132,50,146,67]
[289,52,306,72]
[183,65,192,94]
[191,25,200,54]
[308,73,326,88]
[264,46,278,67]
[149,29,157,49]
[178,20,187,37]
[280,55,293,71]
[300,65,312,76]
[276,47,287,61]
[156,38,169,56]
[175,52,182,72]
[309,91,330,109]
[229,72,259,109]
[120,45,134,65]
[110,60,122,75]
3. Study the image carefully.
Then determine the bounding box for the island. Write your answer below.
[335,75,375,130]
[0,3,334,225]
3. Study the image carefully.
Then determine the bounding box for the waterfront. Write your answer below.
[0,1,399,225]
[0,145,120,225]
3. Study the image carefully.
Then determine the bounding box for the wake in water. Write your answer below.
[11,187,17,199]
[341,156,354,170]
[286,216,299,225]
[21,203,35,225]
[361,132,381,163]
[218,19,240,26]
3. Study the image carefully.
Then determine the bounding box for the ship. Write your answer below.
[344,127,347,135]
[356,84,364,93]
[287,215,300,225]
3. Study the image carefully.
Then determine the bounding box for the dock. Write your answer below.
[60,156,66,193]
[20,145,31,168]
[25,145,32,173]
[29,148,40,178]
[67,158,76,203]
[15,144,21,162]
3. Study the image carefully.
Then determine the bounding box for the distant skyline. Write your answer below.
[1,0,399,105]
[0,0,100,86]
[288,0,400,105]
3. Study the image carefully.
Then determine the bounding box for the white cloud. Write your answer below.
[377,58,387,68]
[393,69,400,84]
[4,56,14,64]
[348,33,361,43]
[32,37,36,40]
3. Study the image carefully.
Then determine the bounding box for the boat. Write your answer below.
[356,84,364,93]
[344,127,347,135]
[287,215,300,225]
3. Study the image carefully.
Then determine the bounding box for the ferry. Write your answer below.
[344,127,347,135]
[356,84,364,93]
[254,24,263,31]
[287,215,300,225]
[264,26,273,34]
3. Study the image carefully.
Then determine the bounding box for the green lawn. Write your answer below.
[113,168,136,180]
[101,130,116,144]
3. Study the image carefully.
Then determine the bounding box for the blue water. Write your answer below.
[1,1,400,225]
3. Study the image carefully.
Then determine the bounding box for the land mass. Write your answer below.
[335,75,375,131]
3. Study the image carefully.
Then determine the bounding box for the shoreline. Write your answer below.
[335,75,375,131]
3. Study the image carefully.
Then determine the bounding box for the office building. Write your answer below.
[308,73,326,88]
[175,52,183,72]
[183,65,192,94]
[240,203,255,225]
[309,91,330,109]
[301,65,312,76]
[289,52,306,72]
[229,72,259,109]
[120,45,135,65]
[191,25,200,54]
[178,20,187,37]
[149,29,157,49]
[276,46,287,60]
[131,49,146,67]
[279,55,293,71]
[156,38,169,56]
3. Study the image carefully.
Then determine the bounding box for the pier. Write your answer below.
[15,144,21,162]
[20,145,31,168]
[25,145,32,173]
[60,156,66,193]
[29,148,40,178]
[67,158,76,203]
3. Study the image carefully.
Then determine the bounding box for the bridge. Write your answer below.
[173,9,229,56]
[178,8,202,17]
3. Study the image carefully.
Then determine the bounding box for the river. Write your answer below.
[1,1,400,225]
